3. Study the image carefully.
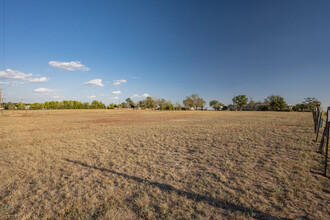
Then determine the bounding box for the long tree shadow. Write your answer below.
[65,159,285,220]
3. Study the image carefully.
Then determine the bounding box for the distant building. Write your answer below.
[285,104,293,111]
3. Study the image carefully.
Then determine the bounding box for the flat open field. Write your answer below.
[0,110,329,219]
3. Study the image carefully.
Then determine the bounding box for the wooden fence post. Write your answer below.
[319,121,328,154]
[324,107,330,176]
[313,108,316,133]
[316,111,323,142]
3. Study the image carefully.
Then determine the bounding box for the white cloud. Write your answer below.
[0,69,48,85]
[112,90,121,95]
[83,79,104,87]
[49,61,90,71]
[0,81,25,86]
[34,88,56,93]
[111,97,119,100]
[113,79,127,86]
[131,94,140,98]
[88,95,96,99]
[142,93,150,98]
[0,69,32,80]
[27,77,49,82]
[130,93,150,99]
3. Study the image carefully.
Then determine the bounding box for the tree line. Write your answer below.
[1,94,321,111]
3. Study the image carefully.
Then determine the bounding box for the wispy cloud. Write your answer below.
[112,90,121,95]
[49,61,90,71]
[142,93,150,98]
[130,93,151,99]
[111,97,120,100]
[113,79,127,86]
[27,77,49,82]
[0,69,48,85]
[0,69,32,80]
[131,94,140,98]
[83,79,104,87]
[34,88,56,93]
[88,95,96,99]
[0,81,25,86]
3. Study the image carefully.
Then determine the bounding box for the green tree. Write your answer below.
[166,100,174,110]
[303,97,321,110]
[125,98,135,108]
[183,94,205,110]
[158,99,167,110]
[209,100,224,111]
[4,102,15,110]
[82,102,90,109]
[196,96,206,110]
[16,102,25,110]
[209,100,219,110]
[30,102,44,110]
[232,95,248,108]
[90,100,106,109]
[146,97,155,109]
[293,103,307,112]
[175,102,182,110]
[120,102,130,108]
[183,97,193,110]
[137,100,147,109]
[107,103,116,109]
[265,95,286,111]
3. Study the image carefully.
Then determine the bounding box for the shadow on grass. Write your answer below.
[310,169,330,180]
[65,159,284,220]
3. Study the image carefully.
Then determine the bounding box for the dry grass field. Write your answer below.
[0,110,329,219]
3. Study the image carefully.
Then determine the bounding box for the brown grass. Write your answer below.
[0,110,329,219]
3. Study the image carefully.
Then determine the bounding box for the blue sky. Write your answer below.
[0,0,330,107]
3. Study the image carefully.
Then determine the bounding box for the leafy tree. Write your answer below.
[137,100,147,109]
[209,100,219,110]
[4,102,15,110]
[232,95,248,108]
[73,101,82,109]
[44,101,50,109]
[107,103,116,109]
[146,97,155,109]
[82,102,90,109]
[196,96,206,110]
[120,102,130,108]
[125,98,135,108]
[30,102,44,110]
[90,100,106,109]
[183,94,205,110]
[175,102,182,110]
[265,95,286,111]
[183,97,193,110]
[165,100,174,110]
[209,100,224,111]
[16,102,25,110]
[158,99,167,110]
[293,103,307,112]
[303,97,321,110]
